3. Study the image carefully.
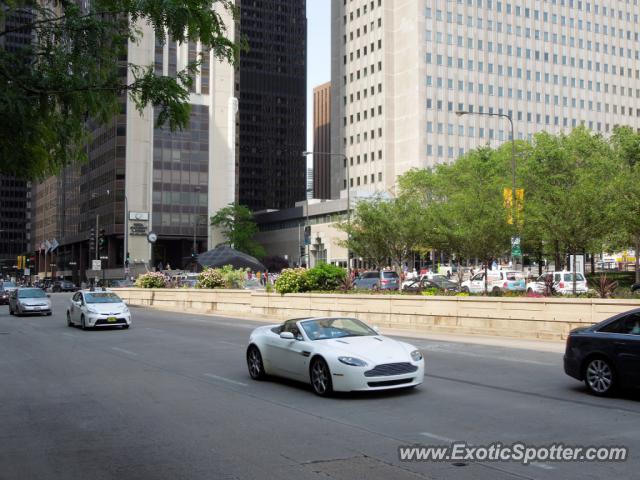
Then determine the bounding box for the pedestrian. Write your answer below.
[166,262,171,271]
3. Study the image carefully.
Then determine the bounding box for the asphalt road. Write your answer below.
[1,293,639,480]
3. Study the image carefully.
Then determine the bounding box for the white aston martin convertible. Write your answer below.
[246,317,424,396]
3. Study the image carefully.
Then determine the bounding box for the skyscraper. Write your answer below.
[331,0,640,198]
[313,82,332,199]
[236,0,307,211]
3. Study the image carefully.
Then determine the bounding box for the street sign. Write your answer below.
[511,236,522,257]
[24,268,30,276]
[92,259,102,271]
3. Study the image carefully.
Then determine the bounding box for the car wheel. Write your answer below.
[526,288,533,293]
[461,286,469,293]
[310,357,333,397]
[247,345,266,380]
[492,287,502,295]
[66,312,73,327]
[584,357,616,396]
[46,312,52,316]
[9,306,14,315]
[81,315,88,331]
[122,325,129,330]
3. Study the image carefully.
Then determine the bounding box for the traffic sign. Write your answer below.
[92,259,102,271]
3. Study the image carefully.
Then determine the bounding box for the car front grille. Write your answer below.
[364,362,418,377]
[95,318,127,326]
[367,378,414,387]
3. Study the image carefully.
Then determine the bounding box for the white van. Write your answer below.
[461,270,526,294]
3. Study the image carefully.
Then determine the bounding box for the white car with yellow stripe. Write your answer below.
[67,289,131,330]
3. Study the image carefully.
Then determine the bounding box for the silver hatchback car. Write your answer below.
[9,287,52,316]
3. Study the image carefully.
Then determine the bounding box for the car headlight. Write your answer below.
[410,350,423,362]
[121,306,129,314]
[86,307,99,314]
[338,356,368,367]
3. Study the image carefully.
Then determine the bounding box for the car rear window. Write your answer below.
[362,272,378,279]
[382,271,398,279]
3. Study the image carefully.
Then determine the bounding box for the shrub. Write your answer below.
[420,288,439,296]
[218,265,247,289]
[589,274,619,298]
[197,267,225,289]
[274,268,309,294]
[305,263,346,291]
[135,272,166,288]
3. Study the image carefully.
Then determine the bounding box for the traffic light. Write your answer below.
[304,225,311,245]
[125,252,130,268]
[17,256,22,269]
[98,229,106,249]
[299,245,305,257]
[89,227,96,251]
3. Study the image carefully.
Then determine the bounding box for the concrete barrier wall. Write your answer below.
[113,288,640,341]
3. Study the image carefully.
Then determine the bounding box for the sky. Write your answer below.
[306,2,331,159]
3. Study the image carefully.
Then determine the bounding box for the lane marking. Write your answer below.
[61,332,76,338]
[420,432,456,443]
[530,462,556,470]
[111,347,138,356]
[217,340,244,347]
[203,373,248,387]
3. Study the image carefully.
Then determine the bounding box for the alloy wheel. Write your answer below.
[586,359,614,395]
[247,346,265,380]
[310,359,332,396]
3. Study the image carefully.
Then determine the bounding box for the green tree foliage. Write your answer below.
[0,0,243,178]
[336,195,429,271]
[209,204,266,259]
[609,126,640,282]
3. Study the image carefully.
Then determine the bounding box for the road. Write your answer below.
[1,293,638,480]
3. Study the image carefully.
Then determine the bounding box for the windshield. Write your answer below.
[563,273,585,281]
[18,288,46,298]
[84,292,123,304]
[301,317,377,340]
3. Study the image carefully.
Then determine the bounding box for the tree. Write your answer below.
[0,1,243,178]
[210,204,266,259]
[337,195,429,273]
[610,126,640,282]
[520,127,614,291]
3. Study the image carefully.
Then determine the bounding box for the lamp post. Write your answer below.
[455,110,519,267]
[192,187,202,272]
[302,151,350,275]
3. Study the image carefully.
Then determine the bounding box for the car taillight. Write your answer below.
[381,279,389,284]
[503,282,508,288]
[559,282,565,288]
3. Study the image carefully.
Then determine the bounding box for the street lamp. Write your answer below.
[455,110,519,267]
[302,151,351,275]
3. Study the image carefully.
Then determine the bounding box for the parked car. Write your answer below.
[110,279,134,288]
[460,270,525,294]
[526,271,588,295]
[400,273,449,290]
[631,282,640,294]
[564,308,640,396]
[402,277,460,293]
[52,280,78,292]
[246,316,424,395]
[67,289,131,330]
[354,271,400,290]
[0,286,9,305]
[8,287,52,316]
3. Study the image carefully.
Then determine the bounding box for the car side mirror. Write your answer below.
[280,332,295,340]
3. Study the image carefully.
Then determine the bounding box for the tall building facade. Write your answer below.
[31,13,237,281]
[236,0,307,211]
[331,0,640,197]
[312,82,332,199]
[0,9,33,273]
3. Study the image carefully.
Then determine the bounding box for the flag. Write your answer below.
[44,239,52,253]
[50,238,59,252]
